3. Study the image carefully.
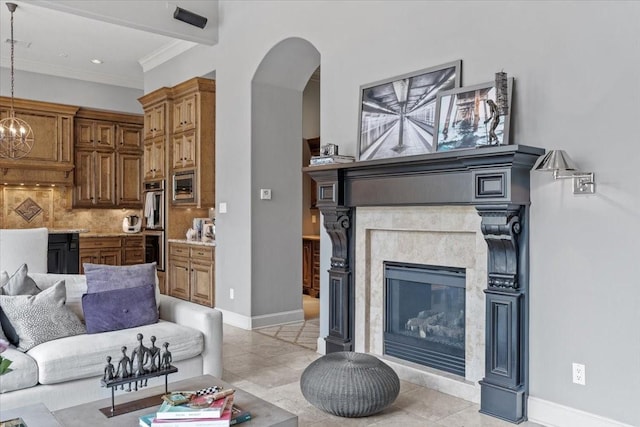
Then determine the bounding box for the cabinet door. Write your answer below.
[190,259,213,307]
[302,239,312,293]
[145,104,166,138]
[172,131,196,170]
[173,94,197,134]
[79,250,100,274]
[118,153,142,206]
[75,119,95,148]
[118,124,143,151]
[95,151,116,206]
[168,256,190,300]
[74,150,95,206]
[144,138,164,180]
[95,123,115,149]
[100,249,121,266]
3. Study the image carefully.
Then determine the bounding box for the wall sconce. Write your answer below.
[533,150,595,194]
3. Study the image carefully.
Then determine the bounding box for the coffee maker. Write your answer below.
[122,215,141,233]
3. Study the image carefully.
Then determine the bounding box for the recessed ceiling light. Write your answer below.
[90,58,103,64]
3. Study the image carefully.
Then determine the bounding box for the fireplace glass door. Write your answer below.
[384,262,466,376]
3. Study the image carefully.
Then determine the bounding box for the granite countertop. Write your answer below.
[303,234,320,240]
[168,238,216,247]
[48,229,90,234]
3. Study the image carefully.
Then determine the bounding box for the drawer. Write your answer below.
[123,236,144,247]
[80,237,122,249]
[169,243,190,257]
[190,246,213,260]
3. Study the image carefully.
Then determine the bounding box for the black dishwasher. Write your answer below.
[47,233,80,274]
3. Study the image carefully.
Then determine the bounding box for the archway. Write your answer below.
[249,38,321,336]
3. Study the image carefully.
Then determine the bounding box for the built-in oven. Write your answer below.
[144,230,165,271]
[143,180,165,271]
[173,171,195,203]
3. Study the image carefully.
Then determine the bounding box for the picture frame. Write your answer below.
[434,78,513,152]
[357,60,461,161]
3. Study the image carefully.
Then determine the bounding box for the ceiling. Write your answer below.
[0,1,219,89]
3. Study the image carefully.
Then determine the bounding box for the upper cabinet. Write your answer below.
[139,88,172,182]
[169,78,216,208]
[73,108,143,208]
[139,78,215,208]
[0,97,78,185]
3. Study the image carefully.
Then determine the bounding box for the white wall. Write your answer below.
[145,1,640,424]
[0,68,143,113]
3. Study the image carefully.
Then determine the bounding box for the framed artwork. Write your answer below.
[357,60,461,161]
[434,78,513,152]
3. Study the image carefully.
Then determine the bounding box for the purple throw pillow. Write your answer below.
[82,283,158,334]
[84,263,156,293]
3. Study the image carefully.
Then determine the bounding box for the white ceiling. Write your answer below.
[0,1,218,89]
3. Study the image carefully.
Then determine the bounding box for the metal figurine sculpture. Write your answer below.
[484,99,500,144]
[100,334,179,417]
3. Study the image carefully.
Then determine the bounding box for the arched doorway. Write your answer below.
[249,38,322,347]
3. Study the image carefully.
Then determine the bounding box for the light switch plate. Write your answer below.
[260,189,272,200]
[219,202,227,213]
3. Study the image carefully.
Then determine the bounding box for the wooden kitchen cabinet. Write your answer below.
[302,237,320,297]
[79,236,123,273]
[73,108,143,208]
[168,242,214,307]
[143,137,165,180]
[75,118,115,150]
[143,102,167,139]
[171,130,197,170]
[122,235,144,265]
[74,149,116,207]
[172,93,197,134]
[169,78,215,208]
[0,97,77,186]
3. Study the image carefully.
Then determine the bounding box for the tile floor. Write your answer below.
[222,322,544,426]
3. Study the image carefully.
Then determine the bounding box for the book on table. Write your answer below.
[140,404,250,427]
[150,408,232,427]
[155,394,230,420]
[229,404,251,425]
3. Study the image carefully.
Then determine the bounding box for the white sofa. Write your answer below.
[0,273,223,412]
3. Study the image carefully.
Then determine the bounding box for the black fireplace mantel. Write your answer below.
[303,144,544,424]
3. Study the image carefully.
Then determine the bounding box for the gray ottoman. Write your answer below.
[300,351,400,417]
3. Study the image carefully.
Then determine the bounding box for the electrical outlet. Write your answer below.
[572,363,586,385]
[229,288,234,300]
[219,202,227,213]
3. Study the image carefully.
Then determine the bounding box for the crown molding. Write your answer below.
[139,39,198,73]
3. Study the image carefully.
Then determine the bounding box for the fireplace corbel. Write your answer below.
[304,144,543,423]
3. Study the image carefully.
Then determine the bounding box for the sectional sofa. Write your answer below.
[0,272,223,412]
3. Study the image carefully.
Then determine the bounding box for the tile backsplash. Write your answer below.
[1,186,140,232]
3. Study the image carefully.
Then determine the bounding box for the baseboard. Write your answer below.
[217,308,252,329]
[250,309,304,328]
[316,336,326,355]
[528,396,635,427]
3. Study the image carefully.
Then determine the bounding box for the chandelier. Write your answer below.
[0,2,34,160]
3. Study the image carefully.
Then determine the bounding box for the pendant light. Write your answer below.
[0,2,34,160]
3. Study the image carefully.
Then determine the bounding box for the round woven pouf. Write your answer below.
[300,351,400,418]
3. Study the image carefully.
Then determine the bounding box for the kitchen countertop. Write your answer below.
[168,238,216,247]
[48,229,90,234]
[81,232,144,237]
[303,234,320,240]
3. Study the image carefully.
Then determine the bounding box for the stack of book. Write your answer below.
[309,154,355,166]
[139,390,251,427]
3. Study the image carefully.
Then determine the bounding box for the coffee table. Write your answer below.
[53,375,298,426]
[1,403,62,427]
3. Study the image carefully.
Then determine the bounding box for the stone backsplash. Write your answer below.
[1,186,140,232]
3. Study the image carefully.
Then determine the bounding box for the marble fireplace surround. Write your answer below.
[354,206,487,403]
[304,144,544,423]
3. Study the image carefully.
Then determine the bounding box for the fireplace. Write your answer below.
[384,262,466,376]
[304,144,544,423]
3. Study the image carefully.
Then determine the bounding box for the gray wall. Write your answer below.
[143,1,639,424]
[0,68,143,113]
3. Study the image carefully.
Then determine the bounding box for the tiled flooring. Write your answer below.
[222,322,544,426]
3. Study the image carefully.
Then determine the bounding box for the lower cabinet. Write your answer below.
[303,237,320,297]
[79,235,144,273]
[168,242,214,307]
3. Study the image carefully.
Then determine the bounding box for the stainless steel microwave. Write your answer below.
[173,171,195,203]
